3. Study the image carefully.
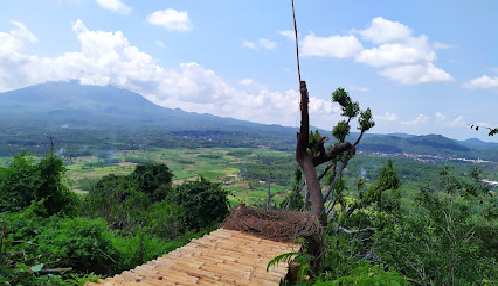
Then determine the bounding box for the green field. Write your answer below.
[63,147,293,207]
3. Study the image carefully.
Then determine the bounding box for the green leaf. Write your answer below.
[31,263,44,272]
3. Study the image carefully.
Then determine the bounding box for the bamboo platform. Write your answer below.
[85,228,302,286]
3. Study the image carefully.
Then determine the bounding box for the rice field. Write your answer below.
[64,147,293,207]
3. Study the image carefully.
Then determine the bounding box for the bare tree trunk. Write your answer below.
[296,81,326,225]
[296,81,353,226]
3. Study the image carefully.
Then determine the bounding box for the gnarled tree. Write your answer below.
[296,81,374,226]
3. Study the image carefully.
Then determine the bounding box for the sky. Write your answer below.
[0,0,497,141]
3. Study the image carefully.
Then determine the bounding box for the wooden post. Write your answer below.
[289,261,300,285]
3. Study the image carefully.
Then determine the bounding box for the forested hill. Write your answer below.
[353,134,498,161]
[1,81,497,160]
[0,80,292,133]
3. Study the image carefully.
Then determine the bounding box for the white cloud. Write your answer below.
[435,111,446,120]
[355,19,453,85]
[443,116,465,127]
[95,0,131,15]
[301,34,362,57]
[356,36,436,67]
[359,17,411,44]
[0,20,342,128]
[242,40,256,49]
[238,79,254,86]
[154,40,165,48]
[380,63,453,85]
[375,112,397,121]
[305,17,452,85]
[402,114,429,125]
[277,30,295,39]
[349,86,368,92]
[474,122,490,128]
[463,75,498,89]
[259,38,276,50]
[145,9,192,31]
[433,42,454,50]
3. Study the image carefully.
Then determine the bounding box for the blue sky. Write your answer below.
[1,0,497,141]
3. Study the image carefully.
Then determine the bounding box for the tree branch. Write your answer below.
[326,198,337,214]
[318,164,333,181]
[354,131,365,146]
[338,226,376,235]
[332,150,351,183]
[312,142,352,167]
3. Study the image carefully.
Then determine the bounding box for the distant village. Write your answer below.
[358,150,492,164]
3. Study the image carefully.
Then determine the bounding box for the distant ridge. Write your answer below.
[1,81,497,160]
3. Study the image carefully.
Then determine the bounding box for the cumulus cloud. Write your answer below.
[146,9,192,31]
[402,114,429,125]
[379,63,452,85]
[95,0,131,15]
[375,112,397,121]
[242,40,256,49]
[154,40,165,48]
[359,17,411,44]
[443,116,465,127]
[463,75,498,89]
[356,18,452,85]
[238,79,254,86]
[349,86,368,92]
[277,30,295,39]
[302,17,452,85]
[259,38,276,50]
[0,20,341,127]
[301,34,362,57]
[435,111,446,120]
[356,36,436,67]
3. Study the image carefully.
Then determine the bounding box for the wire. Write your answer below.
[292,0,301,84]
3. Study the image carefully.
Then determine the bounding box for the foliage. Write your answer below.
[167,177,230,231]
[280,168,305,211]
[83,163,180,237]
[314,264,410,286]
[0,201,117,284]
[0,152,78,216]
[0,200,193,285]
[375,175,498,285]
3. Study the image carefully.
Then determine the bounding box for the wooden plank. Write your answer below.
[85,228,301,286]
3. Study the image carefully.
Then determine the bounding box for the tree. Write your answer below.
[84,163,176,232]
[167,177,230,231]
[280,168,305,211]
[325,159,401,235]
[0,152,78,216]
[296,82,374,226]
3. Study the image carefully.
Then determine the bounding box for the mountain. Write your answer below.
[1,81,497,160]
[459,138,498,150]
[0,81,294,133]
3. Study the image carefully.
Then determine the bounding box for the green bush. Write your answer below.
[314,265,410,286]
[167,177,230,231]
[0,153,78,216]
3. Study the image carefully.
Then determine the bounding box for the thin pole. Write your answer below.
[292,0,301,84]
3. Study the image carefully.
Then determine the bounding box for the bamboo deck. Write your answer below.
[85,229,302,286]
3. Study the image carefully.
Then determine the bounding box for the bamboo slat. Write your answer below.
[85,229,302,286]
